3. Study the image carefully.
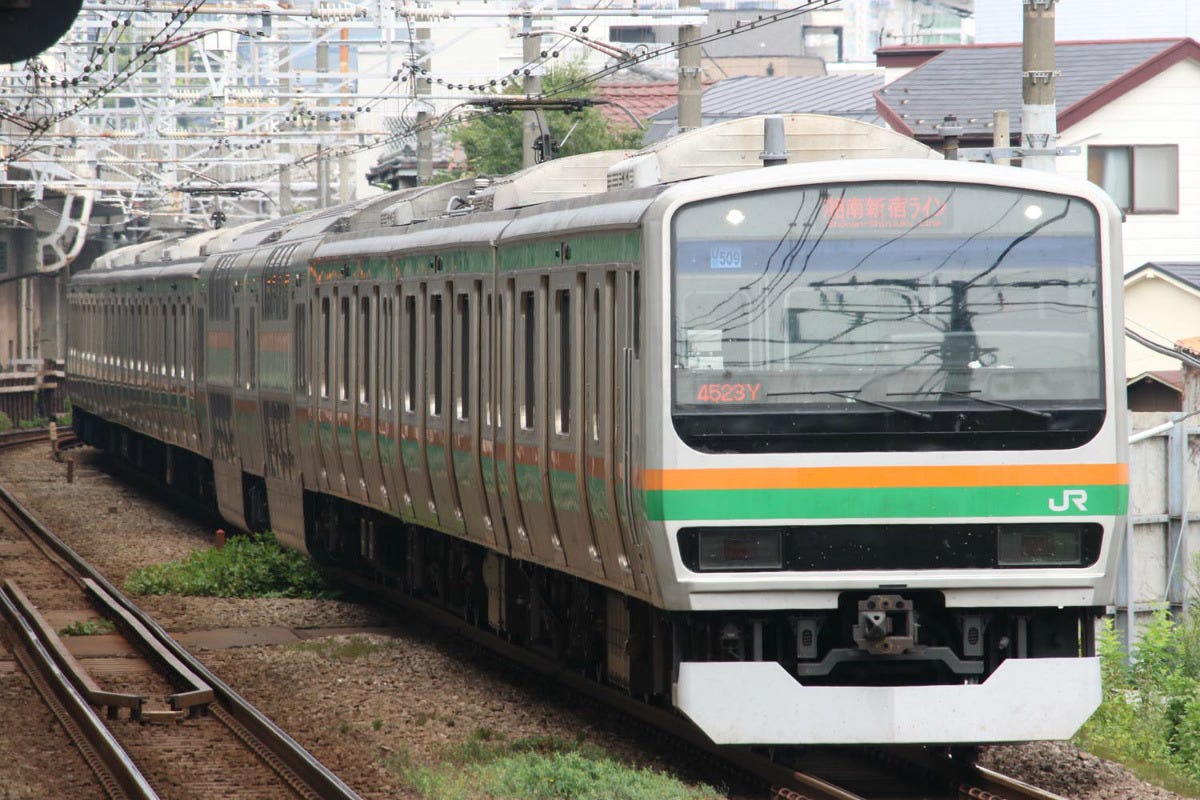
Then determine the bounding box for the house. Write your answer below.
[874,38,1200,270]
[1123,263,1200,410]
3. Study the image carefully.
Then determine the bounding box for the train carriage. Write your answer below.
[68,114,1128,747]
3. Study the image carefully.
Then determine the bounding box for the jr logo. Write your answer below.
[1049,489,1089,512]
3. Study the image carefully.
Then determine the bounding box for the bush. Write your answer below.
[124,532,332,599]
[0,411,11,432]
[1076,610,1200,794]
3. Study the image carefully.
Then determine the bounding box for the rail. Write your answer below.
[0,480,366,800]
[0,581,159,800]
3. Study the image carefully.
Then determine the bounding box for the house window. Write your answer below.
[803,25,842,63]
[1087,145,1179,214]
[610,25,654,44]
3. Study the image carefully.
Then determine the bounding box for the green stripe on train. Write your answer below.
[643,484,1129,522]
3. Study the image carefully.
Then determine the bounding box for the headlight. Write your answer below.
[997,526,1082,566]
[698,530,783,571]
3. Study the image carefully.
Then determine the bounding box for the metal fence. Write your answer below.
[1115,411,1200,655]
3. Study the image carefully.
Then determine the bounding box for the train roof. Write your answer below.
[80,114,945,275]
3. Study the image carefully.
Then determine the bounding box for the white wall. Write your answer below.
[975,0,1200,43]
[1055,59,1200,269]
[1124,274,1200,376]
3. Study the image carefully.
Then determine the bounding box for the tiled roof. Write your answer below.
[645,74,883,143]
[594,81,710,129]
[875,38,1200,140]
[1127,370,1184,390]
[1127,262,1200,293]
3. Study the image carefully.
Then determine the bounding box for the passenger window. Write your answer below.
[457,292,470,421]
[359,295,371,405]
[591,286,601,442]
[405,295,417,413]
[520,290,535,431]
[294,303,308,393]
[320,297,331,399]
[340,296,350,402]
[430,293,443,417]
[555,289,571,435]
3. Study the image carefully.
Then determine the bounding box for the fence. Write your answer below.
[1116,411,1200,655]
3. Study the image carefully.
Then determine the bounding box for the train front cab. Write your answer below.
[642,160,1129,745]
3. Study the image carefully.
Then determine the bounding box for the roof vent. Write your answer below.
[476,150,634,211]
[606,114,940,189]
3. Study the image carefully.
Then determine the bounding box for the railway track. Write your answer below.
[0,463,364,799]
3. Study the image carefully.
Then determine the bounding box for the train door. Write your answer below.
[478,278,510,550]
[494,277,531,558]
[233,283,265,483]
[378,288,411,519]
[293,288,322,494]
[548,270,606,580]
[334,285,364,501]
[194,303,209,456]
[315,286,346,494]
[356,284,387,510]
[400,281,437,527]
[614,270,654,597]
[424,279,464,534]
[450,277,493,544]
[585,270,637,591]
[513,273,564,566]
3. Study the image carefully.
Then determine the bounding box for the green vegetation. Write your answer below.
[390,729,720,800]
[0,411,11,432]
[442,62,643,179]
[59,618,116,636]
[124,532,332,599]
[290,635,388,660]
[1076,609,1200,795]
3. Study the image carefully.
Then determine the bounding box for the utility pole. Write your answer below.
[993,109,1011,167]
[1021,0,1058,172]
[677,0,702,132]
[521,13,542,170]
[316,27,331,207]
[416,24,433,184]
[338,27,354,203]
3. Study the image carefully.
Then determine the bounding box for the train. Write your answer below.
[67,114,1128,746]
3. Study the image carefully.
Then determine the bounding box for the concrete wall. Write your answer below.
[1122,406,1200,648]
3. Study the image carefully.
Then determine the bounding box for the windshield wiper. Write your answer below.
[888,389,1051,419]
[770,389,932,421]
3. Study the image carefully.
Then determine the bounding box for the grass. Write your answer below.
[59,618,116,636]
[290,635,388,660]
[124,532,332,599]
[388,729,722,800]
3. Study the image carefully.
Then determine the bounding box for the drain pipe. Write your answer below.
[760,115,789,167]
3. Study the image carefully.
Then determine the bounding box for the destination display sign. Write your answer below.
[820,193,949,230]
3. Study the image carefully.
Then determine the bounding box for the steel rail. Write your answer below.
[0,577,158,800]
[0,482,367,800]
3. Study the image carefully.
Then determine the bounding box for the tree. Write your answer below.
[446,63,643,178]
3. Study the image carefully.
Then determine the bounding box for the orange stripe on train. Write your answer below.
[640,463,1129,491]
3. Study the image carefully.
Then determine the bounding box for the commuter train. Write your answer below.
[67,115,1128,746]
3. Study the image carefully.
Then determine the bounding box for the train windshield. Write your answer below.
[671,180,1105,452]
